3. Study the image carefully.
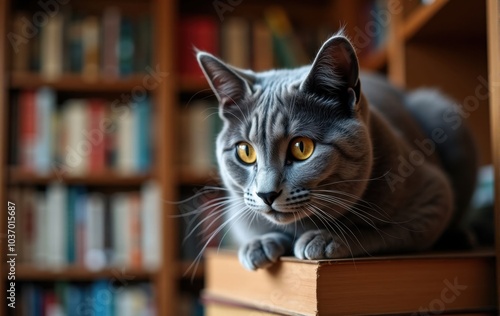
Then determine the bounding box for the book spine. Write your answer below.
[222,18,250,69]
[102,7,121,78]
[135,98,151,172]
[141,181,161,269]
[88,99,106,173]
[35,87,56,174]
[20,90,36,171]
[46,183,68,267]
[82,16,100,80]
[129,193,142,268]
[179,17,218,77]
[119,18,135,76]
[85,193,106,270]
[40,15,64,80]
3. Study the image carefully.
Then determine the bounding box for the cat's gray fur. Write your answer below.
[197,33,477,270]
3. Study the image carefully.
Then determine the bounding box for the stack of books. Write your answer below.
[203,250,496,315]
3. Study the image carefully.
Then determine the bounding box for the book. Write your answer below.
[82,15,100,80]
[119,17,135,76]
[116,103,136,174]
[252,21,274,71]
[34,87,56,174]
[204,250,496,315]
[11,12,31,72]
[34,191,47,266]
[221,17,250,69]
[19,90,36,171]
[88,99,106,173]
[134,98,151,172]
[101,7,121,78]
[111,193,128,266]
[179,16,219,77]
[85,193,107,271]
[205,301,277,316]
[46,183,68,268]
[179,100,217,173]
[40,14,64,80]
[20,188,36,263]
[129,192,142,268]
[66,14,83,73]
[61,99,89,175]
[141,181,161,270]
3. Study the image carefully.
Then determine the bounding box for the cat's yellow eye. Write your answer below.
[236,142,257,164]
[290,137,314,161]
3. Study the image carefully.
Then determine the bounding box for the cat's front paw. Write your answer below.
[238,234,288,271]
[294,230,347,259]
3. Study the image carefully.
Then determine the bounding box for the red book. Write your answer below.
[179,16,219,78]
[44,291,56,316]
[19,90,36,170]
[88,99,106,173]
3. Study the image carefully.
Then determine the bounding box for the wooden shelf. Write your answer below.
[8,167,151,186]
[10,72,146,92]
[13,265,155,281]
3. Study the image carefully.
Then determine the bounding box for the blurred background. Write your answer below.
[0,0,496,315]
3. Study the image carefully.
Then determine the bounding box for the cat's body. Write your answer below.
[197,34,477,270]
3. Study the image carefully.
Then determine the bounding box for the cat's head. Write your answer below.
[197,34,373,225]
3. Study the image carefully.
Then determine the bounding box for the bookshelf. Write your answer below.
[0,0,179,315]
[1,0,498,315]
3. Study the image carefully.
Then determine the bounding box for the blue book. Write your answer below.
[68,16,83,73]
[67,186,86,264]
[34,87,55,174]
[92,280,114,316]
[66,284,83,316]
[134,98,151,172]
[119,18,134,76]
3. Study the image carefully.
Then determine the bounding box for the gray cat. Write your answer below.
[196,33,477,270]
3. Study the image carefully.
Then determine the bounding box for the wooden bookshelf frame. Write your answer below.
[0,0,499,315]
[487,0,500,303]
[0,0,8,311]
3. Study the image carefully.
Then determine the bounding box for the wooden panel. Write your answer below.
[404,42,491,165]
[487,0,500,306]
[8,167,151,186]
[14,265,154,281]
[153,0,178,315]
[0,0,9,314]
[10,72,146,92]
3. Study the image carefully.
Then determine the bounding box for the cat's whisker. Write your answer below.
[311,194,383,236]
[308,203,369,258]
[183,200,245,242]
[186,204,251,281]
[305,204,357,260]
[311,192,404,226]
[311,194,403,242]
[173,196,238,218]
[311,189,394,221]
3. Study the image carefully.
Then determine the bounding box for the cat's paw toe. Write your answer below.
[239,237,285,270]
[294,230,344,260]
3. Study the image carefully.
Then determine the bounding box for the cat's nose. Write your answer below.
[257,190,282,206]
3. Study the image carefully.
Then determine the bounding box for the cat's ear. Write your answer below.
[301,35,360,103]
[197,51,253,108]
